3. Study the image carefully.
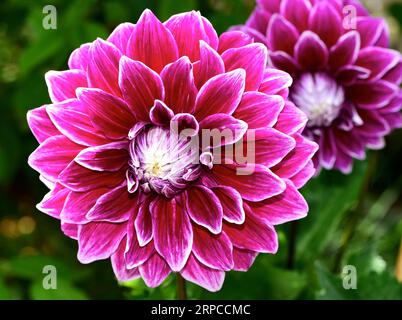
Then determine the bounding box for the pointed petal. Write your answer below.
[222,43,268,91]
[59,161,124,192]
[75,141,128,172]
[139,253,171,287]
[218,31,253,54]
[194,70,246,120]
[267,14,299,55]
[47,99,110,147]
[28,135,82,181]
[68,43,90,71]
[87,38,122,96]
[150,197,193,272]
[45,70,87,103]
[194,41,224,89]
[224,204,278,253]
[27,106,59,143]
[111,238,141,282]
[211,162,285,202]
[86,185,135,223]
[329,31,360,71]
[232,247,258,271]
[119,56,165,122]
[184,186,223,234]
[181,255,225,292]
[127,9,178,72]
[212,186,245,224]
[192,226,233,271]
[77,222,127,263]
[160,56,197,114]
[233,92,284,128]
[107,23,135,55]
[295,31,328,70]
[164,11,218,61]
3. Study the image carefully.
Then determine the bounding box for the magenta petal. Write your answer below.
[290,160,315,189]
[274,101,308,135]
[232,247,257,271]
[125,216,154,269]
[68,43,90,71]
[87,38,122,97]
[139,253,171,287]
[211,162,285,202]
[218,31,253,54]
[61,188,107,224]
[249,179,308,225]
[348,80,398,108]
[222,43,268,91]
[135,196,154,246]
[61,222,78,240]
[280,0,311,31]
[199,114,247,148]
[383,60,402,84]
[244,128,296,168]
[334,128,366,160]
[246,7,271,35]
[77,88,135,140]
[28,135,82,182]
[27,106,59,143]
[269,51,300,76]
[127,9,178,73]
[180,255,225,292]
[329,31,360,71]
[75,141,128,172]
[272,133,318,179]
[149,100,174,126]
[224,204,278,253]
[77,221,127,263]
[319,128,337,169]
[111,238,140,282]
[257,0,281,12]
[356,17,388,48]
[164,11,218,61]
[171,113,199,135]
[107,23,135,55]
[234,92,284,128]
[86,185,135,223]
[119,56,165,122]
[267,14,299,55]
[160,56,197,114]
[192,226,233,271]
[194,41,225,89]
[45,70,87,103]
[194,70,246,120]
[308,2,342,47]
[47,99,110,147]
[150,197,193,272]
[212,186,245,224]
[59,161,124,192]
[294,31,328,70]
[336,65,370,85]
[184,186,223,234]
[258,68,292,97]
[37,184,69,219]
[356,47,400,81]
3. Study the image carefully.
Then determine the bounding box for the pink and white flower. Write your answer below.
[27,10,317,292]
[236,0,402,173]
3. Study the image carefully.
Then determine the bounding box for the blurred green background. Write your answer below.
[0,0,401,300]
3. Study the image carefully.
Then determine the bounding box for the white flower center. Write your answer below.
[291,73,345,128]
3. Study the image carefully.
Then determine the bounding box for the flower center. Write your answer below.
[291,73,345,128]
[127,126,201,198]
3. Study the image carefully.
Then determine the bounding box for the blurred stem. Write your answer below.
[287,221,298,269]
[332,152,379,273]
[176,274,187,300]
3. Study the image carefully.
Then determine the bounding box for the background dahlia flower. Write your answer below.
[27,9,317,292]
[235,0,402,173]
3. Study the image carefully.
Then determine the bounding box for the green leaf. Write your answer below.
[30,279,88,300]
[200,256,306,299]
[297,161,367,262]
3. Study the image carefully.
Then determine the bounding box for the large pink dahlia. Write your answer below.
[27,10,317,292]
[236,0,402,173]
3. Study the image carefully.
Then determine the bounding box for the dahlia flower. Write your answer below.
[27,9,317,292]
[236,0,402,173]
